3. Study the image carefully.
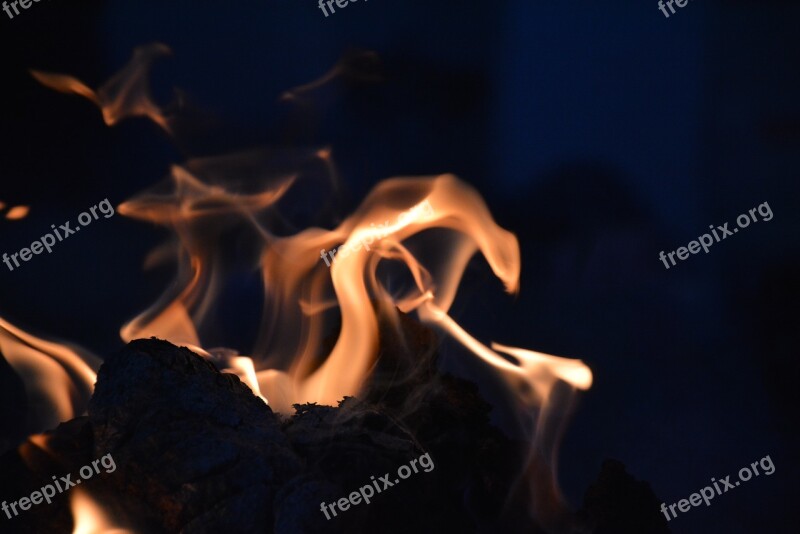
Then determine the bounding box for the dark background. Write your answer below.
[1,1,798,533]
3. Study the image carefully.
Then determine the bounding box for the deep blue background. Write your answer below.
[1,1,798,532]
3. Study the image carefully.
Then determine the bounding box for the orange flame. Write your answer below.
[0,318,99,434]
[71,489,132,534]
[258,174,527,410]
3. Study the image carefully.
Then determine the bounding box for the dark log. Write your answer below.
[0,353,26,456]
[0,333,531,532]
[0,330,665,533]
[577,458,671,533]
[88,338,302,533]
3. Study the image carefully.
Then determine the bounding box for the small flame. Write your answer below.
[71,489,132,534]
[224,355,267,403]
[31,43,172,132]
[5,205,30,220]
[0,317,100,434]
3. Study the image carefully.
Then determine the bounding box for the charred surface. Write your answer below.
[0,335,661,533]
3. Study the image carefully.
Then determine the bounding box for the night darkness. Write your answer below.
[1,1,799,533]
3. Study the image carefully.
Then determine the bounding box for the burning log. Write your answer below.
[88,338,302,533]
[1,332,669,533]
[0,337,300,533]
[0,335,537,532]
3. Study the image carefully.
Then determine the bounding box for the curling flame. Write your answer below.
[117,162,296,355]
[0,318,99,434]
[31,43,172,132]
[258,174,525,409]
[71,489,132,534]
[259,174,591,528]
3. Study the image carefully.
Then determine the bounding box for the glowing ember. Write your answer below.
[5,205,30,220]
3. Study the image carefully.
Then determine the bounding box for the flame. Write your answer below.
[117,162,297,350]
[257,174,526,410]
[206,347,268,403]
[280,49,383,104]
[31,43,172,132]
[0,317,99,434]
[224,355,267,402]
[5,205,30,220]
[71,489,132,534]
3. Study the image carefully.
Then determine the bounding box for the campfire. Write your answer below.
[0,44,667,533]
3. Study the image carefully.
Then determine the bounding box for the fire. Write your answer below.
[71,489,131,534]
[4,43,595,530]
